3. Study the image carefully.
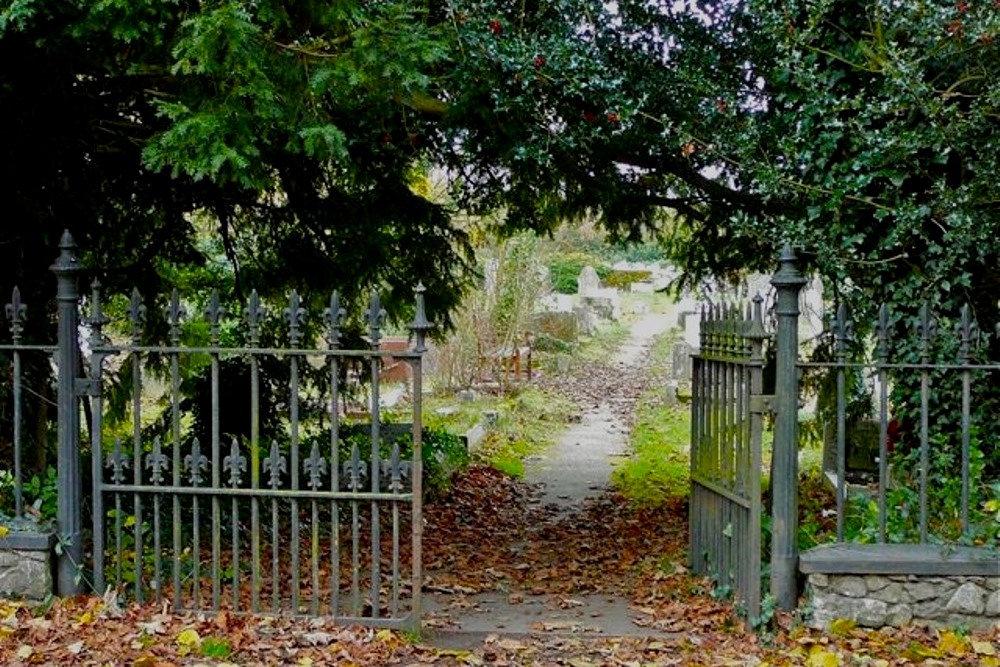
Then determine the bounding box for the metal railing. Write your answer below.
[1,231,430,629]
[803,302,998,546]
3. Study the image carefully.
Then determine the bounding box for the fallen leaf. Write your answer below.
[973,642,997,656]
[175,628,201,656]
[828,618,856,637]
[16,645,32,660]
[806,646,840,667]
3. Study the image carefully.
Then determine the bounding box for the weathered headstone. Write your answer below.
[577,265,601,297]
[672,342,694,381]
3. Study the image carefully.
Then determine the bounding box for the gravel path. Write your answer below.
[524,312,675,510]
[426,308,681,641]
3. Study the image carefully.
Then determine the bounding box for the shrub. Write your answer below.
[547,252,611,294]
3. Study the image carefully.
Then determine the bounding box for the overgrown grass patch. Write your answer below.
[612,330,691,506]
[612,397,691,507]
[474,386,575,476]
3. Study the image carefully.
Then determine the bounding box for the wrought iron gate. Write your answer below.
[689,298,768,623]
[3,232,428,629]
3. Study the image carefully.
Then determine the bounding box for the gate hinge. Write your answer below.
[75,378,100,397]
[750,394,775,414]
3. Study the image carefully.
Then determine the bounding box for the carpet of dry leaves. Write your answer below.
[1,352,997,666]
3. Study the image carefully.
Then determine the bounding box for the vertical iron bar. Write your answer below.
[918,304,934,543]
[351,440,361,616]
[770,245,806,610]
[745,295,766,626]
[367,291,386,618]
[128,288,145,603]
[327,292,345,619]
[12,349,22,518]
[271,488,279,611]
[958,305,974,537]
[52,231,83,595]
[225,438,244,611]
[247,291,264,613]
[311,476,321,616]
[87,283,107,594]
[190,438,205,610]
[168,292,184,610]
[206,292,224,611]
[266,440,283,612]
[409,283,431,628]
[286,291,305,614]
[147,438,166,602]
[875,304,890,543]
[7,287,25,519]
[833,303,849,543]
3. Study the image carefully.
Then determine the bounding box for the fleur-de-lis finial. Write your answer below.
[285,290,306,347]
[165,289,186,346]
[145,437,169,484]
[304,442,328,490]
[5,287,26,343]
[387,441,410,493]
[127,288,147,344]
[107,439,130,484]
[343,442,366,491]
[366,290,386,350]
[184,438,209,486]
[263,441,287,489]
[205,290,226,344]
[832,302,853,363]
[958,303,977,363]
[325,291,346,349]
[87,280,110,349]
[223,438,247,487]
[246,290,266,345]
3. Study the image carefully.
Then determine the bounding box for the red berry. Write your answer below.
[489,19,502,35]
[533,56,545,68]
[957,0,968,13]
[583,111,597,123]
[606,112,619,123]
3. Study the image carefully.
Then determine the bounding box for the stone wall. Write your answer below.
[801,543,999,631]
[807,573,999,630]
[0,531,55,601]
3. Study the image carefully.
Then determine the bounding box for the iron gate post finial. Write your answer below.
[50,230,84,596]
[770,243,807,611]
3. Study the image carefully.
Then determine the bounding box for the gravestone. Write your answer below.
[672,342,694,381]
[577,266,601,297]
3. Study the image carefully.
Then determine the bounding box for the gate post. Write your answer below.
[770,245,806,610]
[51,230,83,595]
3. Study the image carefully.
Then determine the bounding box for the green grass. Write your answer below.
[421,385,574,478]
[612,331,692,506]
[612,398,691,507]
[475,386,575,476]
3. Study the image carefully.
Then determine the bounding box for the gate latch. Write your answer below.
[750,394,775,414]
